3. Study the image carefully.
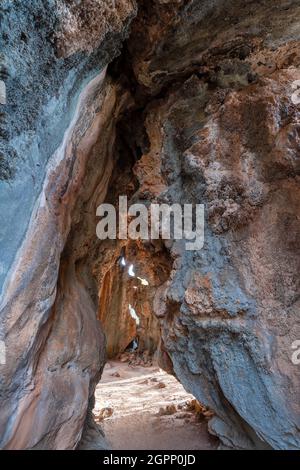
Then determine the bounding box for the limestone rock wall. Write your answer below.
[0,0,300,451]
[136,70,300,449]
[98,240,170,359]
[125,0,300,449]
[0,0,136,450]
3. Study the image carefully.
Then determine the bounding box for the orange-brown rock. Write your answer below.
[1,0,300,451]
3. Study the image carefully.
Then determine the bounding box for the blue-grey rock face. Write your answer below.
[141,71,300,449]
[0,0,136,450]
[127,0,300,450]
[0,0,135,294]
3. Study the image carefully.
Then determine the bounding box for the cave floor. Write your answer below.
[93,360,218,450]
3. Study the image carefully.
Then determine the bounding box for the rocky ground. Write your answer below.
[93,359,218,450]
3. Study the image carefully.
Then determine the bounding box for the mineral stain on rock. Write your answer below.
[0,0,300,451]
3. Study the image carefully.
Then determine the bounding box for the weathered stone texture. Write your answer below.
[1,0,300,451]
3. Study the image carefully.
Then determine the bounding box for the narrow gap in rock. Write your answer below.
[94,252,218,450]
[89,87,218,449]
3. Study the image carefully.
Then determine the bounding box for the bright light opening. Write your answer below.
[128,264,136,277]
[128,304,140,325]
[137,277,149,286]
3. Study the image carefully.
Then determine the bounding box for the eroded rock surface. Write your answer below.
[98,239,170,358]
[0,0,300,450]
[135,69,300,449]
[0,0,135,450]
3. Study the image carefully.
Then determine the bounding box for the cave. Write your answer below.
[0,0,300,452]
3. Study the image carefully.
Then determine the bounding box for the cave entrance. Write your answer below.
[82,91,218,450]
[92,243,217,450]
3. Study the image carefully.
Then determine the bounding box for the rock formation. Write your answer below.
[0,0,300,450]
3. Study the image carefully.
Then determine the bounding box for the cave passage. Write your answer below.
[94,255,217,450]
[86,71,219,447]
[2,0,300,452]
[92,234,218,450]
